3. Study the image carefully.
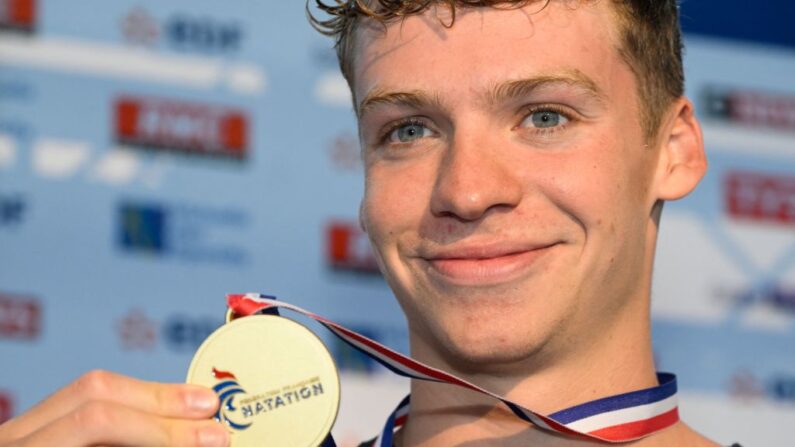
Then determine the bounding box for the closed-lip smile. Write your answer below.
[419,242,559,286]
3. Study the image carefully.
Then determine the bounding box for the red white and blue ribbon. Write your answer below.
[227,293,679,444]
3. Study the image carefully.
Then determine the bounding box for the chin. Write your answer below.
[413,303,564,374]
[391,260,578,374]
[442,339,549,374]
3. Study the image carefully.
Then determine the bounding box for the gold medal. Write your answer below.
[187,312,340,446]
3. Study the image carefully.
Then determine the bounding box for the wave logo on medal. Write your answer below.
[210,365,331,434]
[211,367,252,431]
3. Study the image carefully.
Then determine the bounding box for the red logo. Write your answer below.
[327,221,380,274]
[212,367,237,380]
[725,171,795,225]
[0,293,41,340]
[120,6,159,46]
[0,0,36,32]
[0,391,13,424]
[116,308,157,351]
[114,96,249,160]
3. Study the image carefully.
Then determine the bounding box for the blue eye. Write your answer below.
[388,122,432,143]
[523,110,569,129]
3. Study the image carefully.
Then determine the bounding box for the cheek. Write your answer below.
[537,135,648,238]
[362,164,430,242]
[549,160,619,216]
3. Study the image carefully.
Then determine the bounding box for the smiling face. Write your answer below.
[354,2,670,372]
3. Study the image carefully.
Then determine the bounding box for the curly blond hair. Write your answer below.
[308,0,684,141]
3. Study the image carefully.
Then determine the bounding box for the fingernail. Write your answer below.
[199,425,229,447]
[187,390,218,412]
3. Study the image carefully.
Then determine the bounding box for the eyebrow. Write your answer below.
[357,69,606,119]
[357,89,445,119]
[485,70,607,106]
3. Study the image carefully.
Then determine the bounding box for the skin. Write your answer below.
[0,371,229,446]
[0,3,713,447]
[354,2,713,446]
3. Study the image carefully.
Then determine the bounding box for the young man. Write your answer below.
[312,0,720,445]
[0,1,729,446]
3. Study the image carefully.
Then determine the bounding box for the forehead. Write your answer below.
[351,1,630,109]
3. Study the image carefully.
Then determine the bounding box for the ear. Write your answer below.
[653,98,707,201]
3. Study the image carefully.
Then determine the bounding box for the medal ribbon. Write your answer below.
[227,293,679,444]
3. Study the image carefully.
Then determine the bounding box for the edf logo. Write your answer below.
[163,315,217,352]
[120,7,243,54]
[166,15,242,53]
[116,309,219,353]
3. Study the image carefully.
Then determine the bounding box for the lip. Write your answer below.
[419,242,559,286]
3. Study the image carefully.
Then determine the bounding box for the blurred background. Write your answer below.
[0,0,793,445]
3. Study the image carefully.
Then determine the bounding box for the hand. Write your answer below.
[0,370,229,447]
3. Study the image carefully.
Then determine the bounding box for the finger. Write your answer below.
[15,400,229,447]
[1,370,218,441]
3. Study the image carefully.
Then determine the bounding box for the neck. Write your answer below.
[396,301,714,446]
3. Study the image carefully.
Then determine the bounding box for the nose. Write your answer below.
[429,132,523,221]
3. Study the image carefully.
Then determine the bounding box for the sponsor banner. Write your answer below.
[326,221,379,274]
[116,308,157,350]
[162,314,220,352]
[114,95,249,160]
[703,86,795,133]
[728,369,795,406]
[116,308,220,353]
[768,285,795,312]
[0,292,41,340]
[724,171,795,226]
[117,200,251,265]
[0,390,13,423]
[0,0,35,33]
[718,283,795,315]
[653,320,795,396]
[120,6,244,54]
